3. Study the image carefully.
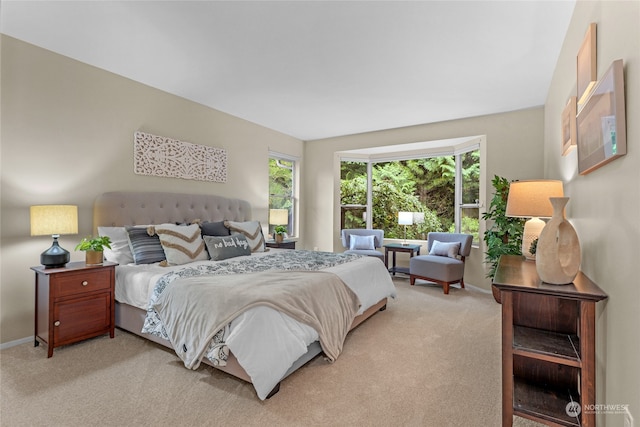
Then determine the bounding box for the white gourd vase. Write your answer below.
[535,197,581,285]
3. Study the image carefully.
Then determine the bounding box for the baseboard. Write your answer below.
[466,283,492,294]
[0,336,33,350]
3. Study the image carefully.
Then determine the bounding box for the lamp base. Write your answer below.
[522,217,545,260]
[41,237,70,268]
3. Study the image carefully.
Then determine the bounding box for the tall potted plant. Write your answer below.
[75,235,112,265]
[482,176,525,302]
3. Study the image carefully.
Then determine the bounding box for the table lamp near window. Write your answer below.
[505,180,564,260]
[398,211,413,245]
[269,208,289,243]
[30,205,78,268]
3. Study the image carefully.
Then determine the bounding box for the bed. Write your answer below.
[93,191,396,399]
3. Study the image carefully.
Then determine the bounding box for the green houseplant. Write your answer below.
[75,235,112,265]
[273,225,287,243]
[482,176,525,302]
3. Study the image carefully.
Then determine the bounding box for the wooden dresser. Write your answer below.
[492,255,607,427]
[31,261,117,357]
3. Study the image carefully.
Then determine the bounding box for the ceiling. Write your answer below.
[1,1,576,141]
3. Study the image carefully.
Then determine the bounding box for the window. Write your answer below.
[456,149,480,242]
[340,161,368,229]
[269,153,297,237]
[340,143,480,243]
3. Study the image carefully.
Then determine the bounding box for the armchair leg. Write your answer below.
[443,283,450,294]
[410,276,416,286]
[460,278,465,289]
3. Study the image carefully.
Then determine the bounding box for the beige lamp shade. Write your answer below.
[269,209,289,226]
[505,180,564,260]
[30,205,79,236]
[505,180,564,218]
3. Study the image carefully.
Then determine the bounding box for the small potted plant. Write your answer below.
[273,225,287,244]
[75,235,112,265]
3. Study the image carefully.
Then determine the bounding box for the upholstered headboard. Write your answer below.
[93,191,252,229]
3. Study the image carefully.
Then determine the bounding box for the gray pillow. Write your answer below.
[429,240,461,258]
[204,234,251,261]
[126,226,166,264]
[200,220,231,236]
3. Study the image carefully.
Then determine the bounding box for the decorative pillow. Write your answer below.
[224,220,265,252]
[97,226,134,265]
[125,226,166,265]
[349,234,376,251]
[200,220,231,237]
[204,234,251,261]
[429,240,461,258]
[152,223,208,266]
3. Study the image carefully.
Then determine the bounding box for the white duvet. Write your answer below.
[115,250,396,399]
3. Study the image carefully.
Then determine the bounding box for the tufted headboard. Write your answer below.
[93,191,252,229]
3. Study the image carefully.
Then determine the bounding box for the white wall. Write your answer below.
[543,1,640,424]
[302,108,546,291]
[0,35,304,343]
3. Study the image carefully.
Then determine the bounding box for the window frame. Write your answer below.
[339,141,481,243]
[268,151,298,238]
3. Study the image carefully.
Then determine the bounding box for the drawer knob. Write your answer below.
[54,321,61,327]
[82,281,89,286]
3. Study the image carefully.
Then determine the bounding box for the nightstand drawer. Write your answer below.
[53,270,111,298]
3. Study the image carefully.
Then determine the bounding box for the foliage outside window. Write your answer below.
[269,156,296,237]
[340,149,480,243]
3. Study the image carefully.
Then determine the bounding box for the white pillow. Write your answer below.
[429,240,461,258]
[224,220,266,252]
[153,223,208,265]
[97,226,134,265]
[349,234,376,251]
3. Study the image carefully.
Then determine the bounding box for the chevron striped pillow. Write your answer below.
[154,223,209,265]
[224,220,266,252]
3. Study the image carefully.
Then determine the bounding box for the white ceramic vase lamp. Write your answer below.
[535,197,581,285]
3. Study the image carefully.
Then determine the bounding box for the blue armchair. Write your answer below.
[341,229,385,262]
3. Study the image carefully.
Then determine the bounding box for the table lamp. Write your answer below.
[269,208,289,243]
[505,180,564,259]
[30,205,78,268]
[398,211,413,245]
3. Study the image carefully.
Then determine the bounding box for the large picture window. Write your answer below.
[340,146,480,243]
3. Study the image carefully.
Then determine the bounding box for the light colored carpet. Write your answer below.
[1,278,542,426]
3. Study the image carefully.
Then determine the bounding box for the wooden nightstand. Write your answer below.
[266,240,296,250]
[493,255,608,427]
[31,261,117,357]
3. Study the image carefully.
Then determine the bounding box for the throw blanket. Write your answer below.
[152,270,360,369]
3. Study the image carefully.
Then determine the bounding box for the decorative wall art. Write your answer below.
[134,131,227,183]
[577,59,626,175]
[577,23,597,106]
[561,96,577,156]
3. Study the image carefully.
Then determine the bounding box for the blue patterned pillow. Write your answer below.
[126,226,166,265]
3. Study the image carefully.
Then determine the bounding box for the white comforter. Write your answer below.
[115,250,396,399]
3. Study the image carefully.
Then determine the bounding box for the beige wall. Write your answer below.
[543,1,640,423]
[302,108,545,291]
[0,36,303,343]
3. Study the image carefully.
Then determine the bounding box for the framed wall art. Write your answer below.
[577,23,597,106]
[134,131,227,183]
[561,96,577,156]
[576,59,626,175]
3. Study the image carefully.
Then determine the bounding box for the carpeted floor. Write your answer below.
[0,278,542,426]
